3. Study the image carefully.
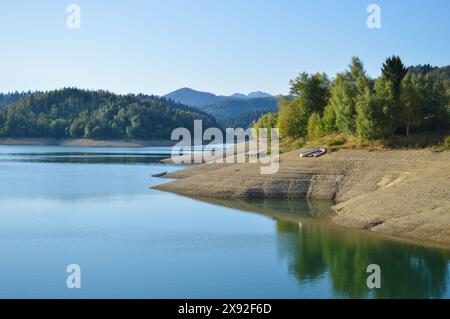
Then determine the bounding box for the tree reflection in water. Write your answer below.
[204,198,450,298]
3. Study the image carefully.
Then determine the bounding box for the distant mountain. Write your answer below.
[164,87,224,107]
[229,93,247,99]
[247,91,273,98]
[164,88,274,107]
[164,88,278,126]
[229,91,273,99]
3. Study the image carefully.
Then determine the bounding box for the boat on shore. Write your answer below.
[152,171,168,178]
[300,148,327,158]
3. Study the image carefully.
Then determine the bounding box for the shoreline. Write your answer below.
[191,196,450,251]
[0,138,176,147]
[153,148,450,247]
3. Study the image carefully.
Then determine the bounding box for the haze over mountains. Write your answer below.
[164,87,275,106]
[164,88,279,127]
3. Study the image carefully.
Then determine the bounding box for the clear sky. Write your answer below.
[0,0,449,96]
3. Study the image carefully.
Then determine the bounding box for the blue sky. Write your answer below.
[0,0,449,95]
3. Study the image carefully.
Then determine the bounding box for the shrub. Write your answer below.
[307,113,324,140]
[444,136,450,149]
[325,135,347,146]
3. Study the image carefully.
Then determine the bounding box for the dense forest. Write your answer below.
[0,92,38,110]
[0,88,216,139]
[224,109,275,129]
[202,96,278,125]
[254,57,450,142]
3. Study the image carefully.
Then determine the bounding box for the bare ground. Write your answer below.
[153,148,450,247]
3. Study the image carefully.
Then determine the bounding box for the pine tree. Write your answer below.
[326,57,369,134]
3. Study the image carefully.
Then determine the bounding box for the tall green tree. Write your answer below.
[374,77,396,137]
[325,57,369,134]
[307,113,324,140]
[381,55,407,99]
[322,104,337,134]
[279,73,330,138]
[356,85,381,140]
[381,56,408,132]
[277,97,305,138]
[400,75,422,136]
[327,73,354,133]
[289,72,330,114]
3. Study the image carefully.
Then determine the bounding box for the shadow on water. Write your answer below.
[0,152,168,165]
[198,197,450,299]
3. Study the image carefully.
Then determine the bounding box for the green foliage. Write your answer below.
[253,112,278,131]
[444,136,450,149]
[322,104,337,134]
[0,92,39,110]
[278,97,307,138]
[381,55,407,99]
[253,57,449,144]
[253,112,278,139]
[356,86,381,140]
[202,97,278,123]
[0,88,217,139]
[289,72,330,114]
[278,73,330,138]
[325,57,372,135]
[324,135,347,147]
[400,75,423,135]
[224,109,272,129]
[307,113,324,140]
[374,77,397,137]
[327,73,355,133]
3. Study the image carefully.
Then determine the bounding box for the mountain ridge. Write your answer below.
[164,87,279,126]
[164,87,275,106]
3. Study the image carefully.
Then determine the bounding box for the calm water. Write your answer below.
[0,145,448,299]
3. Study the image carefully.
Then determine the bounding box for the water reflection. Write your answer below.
[203,198,450,298]
[0,152,168,165]
[0,145,448,298]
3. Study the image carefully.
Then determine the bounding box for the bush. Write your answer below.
[307,113,324,140]
[325,135,347,146]
[444,136,450,149]
[414,138,427,148]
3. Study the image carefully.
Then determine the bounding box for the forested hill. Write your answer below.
[0,88,217,139]
[407,65,450,82]
[202,97,278,125]
[0,92,38,110]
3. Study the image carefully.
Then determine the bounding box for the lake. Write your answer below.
[0,145,448,298]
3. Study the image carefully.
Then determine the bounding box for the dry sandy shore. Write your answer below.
[153,148,450,247]
[0,138,175,147]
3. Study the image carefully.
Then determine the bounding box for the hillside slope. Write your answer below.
[0,88,217,139]
[164,88,278,125]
